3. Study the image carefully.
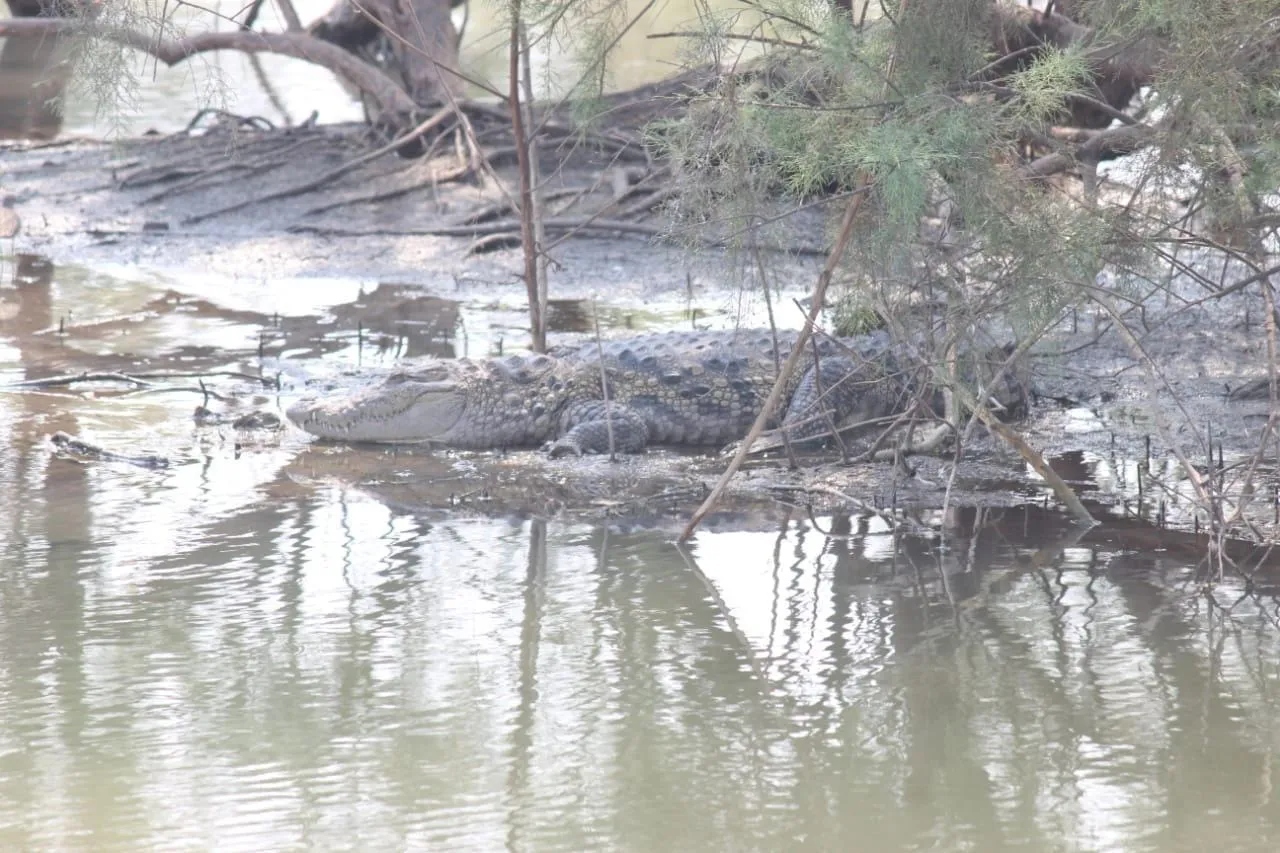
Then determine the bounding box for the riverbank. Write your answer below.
[3,124,1277,545]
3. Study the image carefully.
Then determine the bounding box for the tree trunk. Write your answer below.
[309,0,462,108]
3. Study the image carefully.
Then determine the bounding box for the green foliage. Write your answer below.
[58,1,230,138]
[656,0,1280,360]
[888,0,991,90]
[1006,47,1091,125]
[831,298,884,336]
[60,3,144,134]
[526,0,633,125]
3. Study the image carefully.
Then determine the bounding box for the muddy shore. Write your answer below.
[3,125,1277,542]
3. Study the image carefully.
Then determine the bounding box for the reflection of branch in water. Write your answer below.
[673,542,769,683]
[788,484,933,536]
[506,518,546,850]
[911,516,1096,647]
[6,369,276,389]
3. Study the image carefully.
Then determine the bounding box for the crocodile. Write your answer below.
[286,329,1028,455]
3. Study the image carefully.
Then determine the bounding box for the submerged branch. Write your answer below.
[50,431,171,469]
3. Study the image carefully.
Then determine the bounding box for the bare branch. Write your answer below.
[0,17,417,118]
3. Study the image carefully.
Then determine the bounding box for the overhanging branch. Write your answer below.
[0,18,418,118]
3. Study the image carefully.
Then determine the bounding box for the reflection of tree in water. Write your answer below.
[143,280,462,363]
[0,4,69,141]
[671,506,1280,849]
[320,282,460,359]
[3,269,463,377]
[4,436,1280,848]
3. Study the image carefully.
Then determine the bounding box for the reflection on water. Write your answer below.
[0,10,69,139]
[4,260,1280,850]
[0,0,751,139]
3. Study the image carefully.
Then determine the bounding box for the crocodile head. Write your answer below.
[287,363,468,443]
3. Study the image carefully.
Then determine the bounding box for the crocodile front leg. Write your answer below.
[547,401,650,456]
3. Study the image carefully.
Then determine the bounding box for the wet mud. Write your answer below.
[2,128,1279,550]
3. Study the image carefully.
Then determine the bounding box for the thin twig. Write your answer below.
[509,3,543,352]
[591,298,616,461]
[680,182,871,541]
[520,20,549,345]
[647,30,813,50]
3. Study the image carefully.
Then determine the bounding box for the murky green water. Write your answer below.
[3,259,1280,851]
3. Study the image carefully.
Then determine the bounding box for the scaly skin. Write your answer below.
[287,329,1027,454]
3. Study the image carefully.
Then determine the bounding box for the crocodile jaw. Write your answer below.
[287,376,467,443]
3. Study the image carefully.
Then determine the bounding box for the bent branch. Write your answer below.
[0,18,418,118]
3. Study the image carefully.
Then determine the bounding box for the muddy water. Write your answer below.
[3,259,1280,850]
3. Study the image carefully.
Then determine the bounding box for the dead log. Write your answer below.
[1022,123,1153,179]
[986,1,1159,128]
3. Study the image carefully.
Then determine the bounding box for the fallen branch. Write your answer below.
[142,135,331,203]
[7,371,152,389]
[458,186,585,226]
[290,216,667,238]
[801,484,934,535]
[185,104,458,223]
[1021,123,1153,180]
[286,218,831,255]
[303,160,472,216]
[746,413,903,456]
